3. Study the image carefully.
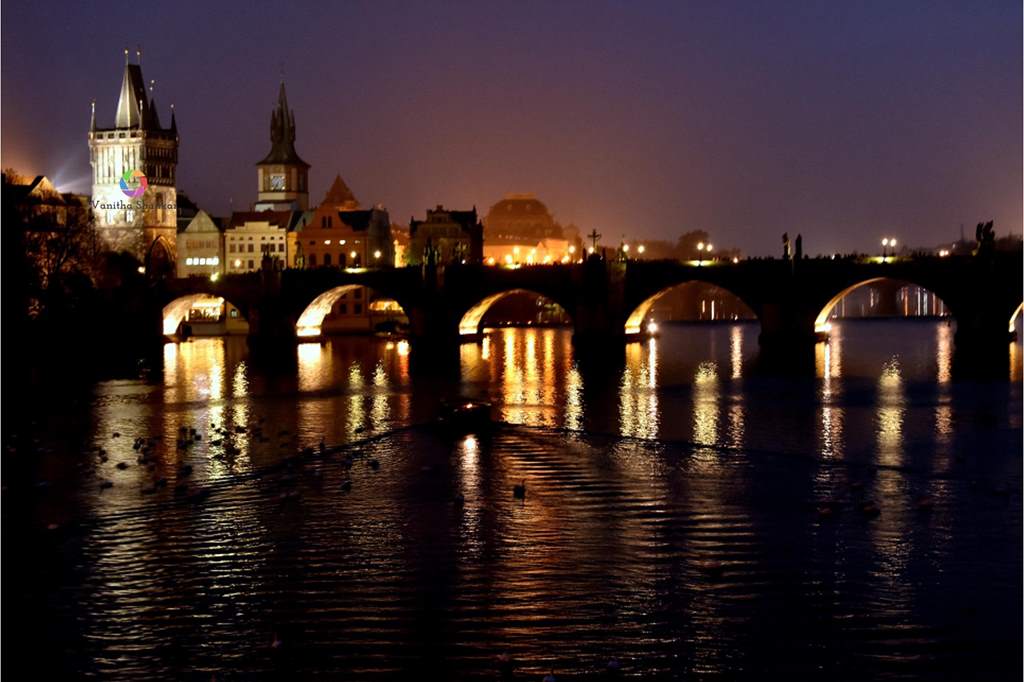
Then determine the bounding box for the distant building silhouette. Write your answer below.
[409,205,483,266]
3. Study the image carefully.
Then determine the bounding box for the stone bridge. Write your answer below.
[156,252,1022,359]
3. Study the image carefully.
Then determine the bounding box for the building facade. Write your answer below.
[176,210,224,278]
[89,52,178,274]
[224,211,290,273]
[408,205,484,266]
[297,176,393,270]
[254,82,309,212]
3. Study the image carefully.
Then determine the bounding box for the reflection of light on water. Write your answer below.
[481,336,490,360]
[816,329,842,381]
[647,338,658,388]
[370,362,388,430]
[727,399,745,449]
[817,332,844,457]
[876,357,904,468]
[347,363,365,436]
[693,361,719,446]
[495,329,559,426]
[1010,341,1021,384]
[297,341,329,392]
[565,364,583,430]
[936,323,952,383]
[619,342,659,438]
[730,325,743,379]
[231,361,249,398]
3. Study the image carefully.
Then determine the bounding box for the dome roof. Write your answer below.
[486,193,552,220]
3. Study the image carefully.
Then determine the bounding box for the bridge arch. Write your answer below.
[296,284,408,338]
[458,288,572,336]
[1010,302,1023,332]
[814,277,951,334]
[624,280,758,336]
[162,293,247,337]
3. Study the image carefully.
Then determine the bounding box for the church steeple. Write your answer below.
[254,80,309,211]
[258,81,309,167]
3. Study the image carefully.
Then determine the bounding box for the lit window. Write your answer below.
[211,257,219,265]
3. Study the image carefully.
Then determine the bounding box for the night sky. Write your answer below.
[2,1,1020,255]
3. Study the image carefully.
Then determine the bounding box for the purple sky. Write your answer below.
[2,1,1020,255]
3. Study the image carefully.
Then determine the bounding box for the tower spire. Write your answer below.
[89,99,96,132]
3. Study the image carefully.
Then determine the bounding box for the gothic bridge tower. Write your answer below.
[89,49,179,275]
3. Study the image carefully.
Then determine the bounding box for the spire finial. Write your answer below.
[90,99,96,132]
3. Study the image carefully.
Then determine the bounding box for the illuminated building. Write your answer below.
[223,211,292,273]
[408,205,483,266]
[176,210,224,278]
[483,238,572,266]
[88,50,178,274]
[254,82,309,212]
[296,176,393,269]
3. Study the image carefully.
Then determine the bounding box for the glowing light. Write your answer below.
[646,320,659,334]
[233,259,242,267]
[350,251,357,259]
[162,294,224,336]
[697,242,705,251]
[373,250,382,259]
[324,239,331,245]
[513,246,520,255]
[637,244,646,254]
[882,238,890,247]
[504,254,513,265]
[396,340,410,356]
[706,244,713,252]
[938,249,949,257]
[560,255,570,263]
[731,257,739,264]
[137,266,145,274]
[588,246,595,254]
[209,272,220,282]
[487,257,496,265]
[622,243,630,253]
[568,245,576,254]
[340,239,346,245]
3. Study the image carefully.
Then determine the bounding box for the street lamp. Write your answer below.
[637,244,646,255]
[373,250,382,260]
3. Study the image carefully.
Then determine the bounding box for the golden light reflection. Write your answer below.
[565,363,583,430]
[876,357,904,468]
[370,362,388,430]
[730,325,744,379]
[619,342,659,438]
[936,323,952,384]
[1011,341,1021,384]
[493,329,560,425]
[692,361,719,446]
[297,341,331,392]
[347,362,366,437]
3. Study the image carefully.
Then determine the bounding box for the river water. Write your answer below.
[6,320,1022,679]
